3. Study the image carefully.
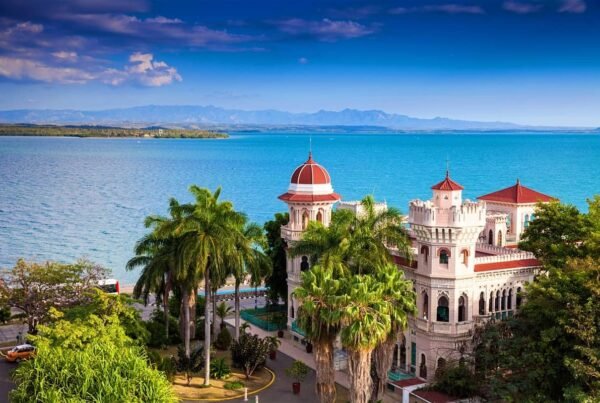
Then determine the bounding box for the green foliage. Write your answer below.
[264,212,289,304]
[0,123,227,138]
[0,303,11,324]
[266,335,281,352]
[210,357,231,380]
[0,258,110,332]
[285,360,309,383]
[146,309,181,348]
[216,302,233,327]
[10,313,176,403]
[61,290,150,346]
[224,380,244,390]
[230,333,271,379]
[474,257,600,402]
[175,345,204,386]
[215,327,233,350]
[431,362,480,399]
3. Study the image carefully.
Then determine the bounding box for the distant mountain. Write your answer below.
[0,105,581,131]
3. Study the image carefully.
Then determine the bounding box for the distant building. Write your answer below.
[278,152,554,384]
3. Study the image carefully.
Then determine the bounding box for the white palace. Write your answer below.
[277,152,554,391]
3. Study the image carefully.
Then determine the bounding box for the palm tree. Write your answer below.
[293,265,344,403]
[173,186,246,386]
[340,274,391,403]
[371,264,416,400]
[230,222,271,340]
[216,302,233,330]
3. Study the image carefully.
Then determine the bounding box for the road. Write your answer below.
[0,360,16,399]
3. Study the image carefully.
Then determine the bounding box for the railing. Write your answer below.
[475,251,536,264]
[291,320,306,337]
[475,242,516,255]
[240,305,287,331]
[280,226,303,241]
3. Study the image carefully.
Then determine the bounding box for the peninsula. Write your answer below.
[0,124,228,139]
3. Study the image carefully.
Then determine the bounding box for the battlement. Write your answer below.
[409,199,485,228]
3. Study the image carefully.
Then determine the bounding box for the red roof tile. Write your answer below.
[412,390,457,403]
[290,153,332,185]
[474,258,540,272]
[431,171,464,191]
[478,179,555,204]
[394,378,427,388]
[278,192,341,202]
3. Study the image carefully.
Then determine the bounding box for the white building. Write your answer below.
[278,153,555,382]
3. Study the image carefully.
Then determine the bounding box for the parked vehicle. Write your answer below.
[97,279,120,295]
[5,344,36,363]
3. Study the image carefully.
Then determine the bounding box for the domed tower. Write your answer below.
[278,152,340,331]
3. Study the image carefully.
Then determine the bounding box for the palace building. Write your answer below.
[278,152,554,384]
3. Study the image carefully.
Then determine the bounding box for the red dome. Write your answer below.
[290,152,331,185]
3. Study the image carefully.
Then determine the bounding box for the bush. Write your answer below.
[214,327,232,350]
[286,360,309,383]
[147,349,177,382]
[146,310,181,348]
[10,314,176,402]
[0,304,11,324]
[432,362,479,398]
[231,333,271,379]
[224,380,244,390]
[175,345,204,386]
[210,357,231,380]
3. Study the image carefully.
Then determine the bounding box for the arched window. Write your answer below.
[524,214,530,228]
[300,256,310,272]
[458,296,466,322]
[516,287,522,308]
[437,296,449,322]
[316,210,323,223]
[508,289,513,310]
[479,292,485,315]
[506,214,512,233]
[419,354,427,379]
[436,358,447,377]
[497,230,503,247]
[461,249,469,265]
[488,229,494,245]
[495,291,500,311]
[501,290,506,310]
[302,211,309,230]
[421,245,429,263]
[400,337,407,368]
[290,299,295,318]
[489,291,494,312]
[422,292,429,320]
[439,249,450,265]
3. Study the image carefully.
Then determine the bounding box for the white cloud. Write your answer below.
[52,51,78,61]
[390,4,484,15]
[503,1,543,14]
[0,56,93,83]
[559,0,586,13]
[276,18,375,41]
[298,57,309,64]
[0,52,181,87]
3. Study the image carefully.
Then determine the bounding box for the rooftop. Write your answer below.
[479,179,555,204]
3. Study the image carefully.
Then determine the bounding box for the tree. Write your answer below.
[474,257,600,402]
[0,258,109,333]
[371,265,416,400]
[10,310,176,402]
[519,200,589,268]
[230,332,271,379]
[339,274,392,403]
[294,265,344,403]
[171,186,246,386]
[264,212,289,304]
[216,302,233,330]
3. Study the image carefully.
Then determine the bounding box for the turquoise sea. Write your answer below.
[1,133,599,283]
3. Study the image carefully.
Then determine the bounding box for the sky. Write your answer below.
[0,0,599,126]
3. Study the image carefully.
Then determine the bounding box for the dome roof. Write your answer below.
[278,152,341,203]
[290,153,331,185]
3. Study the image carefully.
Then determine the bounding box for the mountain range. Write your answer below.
[0,105,590,131]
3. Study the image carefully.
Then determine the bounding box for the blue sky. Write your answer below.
[0,0,598,126]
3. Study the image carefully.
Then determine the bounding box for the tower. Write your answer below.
[406,171,485,378]
[278,152,341,331]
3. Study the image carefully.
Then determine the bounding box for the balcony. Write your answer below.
[280,226,304,242]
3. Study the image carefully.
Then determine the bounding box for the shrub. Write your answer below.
[0,304,11,324]
[224,380,244,390]
[210,357,231,380]
[214,327,232,350]
[146,310,181,348]
[286,360,309,383]
[432,362,479,398]
[10,314,176,402]
[175,345,204,386]
[230,333,271,379]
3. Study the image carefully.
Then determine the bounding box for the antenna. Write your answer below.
[446,155,450,177]
[309,135,312,154]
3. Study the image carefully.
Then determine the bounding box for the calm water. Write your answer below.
[1,133,599,283]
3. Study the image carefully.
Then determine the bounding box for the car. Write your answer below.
[5,344,35,363]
